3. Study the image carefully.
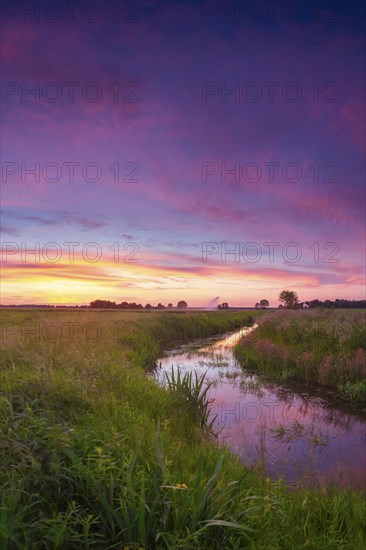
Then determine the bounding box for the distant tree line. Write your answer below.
[2,297,365,310]
[277,290,366,309]
[89,300,187,309]
[252,292,366,310]
[304,299,366,309]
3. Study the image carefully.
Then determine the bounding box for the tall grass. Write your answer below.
[126,333,161,370]
[0,309,365,548]
[235,309,366,403]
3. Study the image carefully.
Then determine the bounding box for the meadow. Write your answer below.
[234,309,366,404]
[0,309,365,549]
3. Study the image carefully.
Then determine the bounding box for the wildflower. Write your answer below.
[173,483,188,490]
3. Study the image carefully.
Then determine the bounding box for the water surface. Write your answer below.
[156,325,366,489]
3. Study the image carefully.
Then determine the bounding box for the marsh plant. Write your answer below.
[165,367,217,432]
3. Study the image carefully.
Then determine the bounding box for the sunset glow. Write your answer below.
[1,1,365,306]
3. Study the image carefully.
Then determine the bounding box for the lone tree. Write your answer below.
[259,299,269,309]
[279,290,299,309]
[177,300,188,309]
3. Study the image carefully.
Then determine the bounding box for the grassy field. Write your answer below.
[0,309,365,549]
[234,309,366,404]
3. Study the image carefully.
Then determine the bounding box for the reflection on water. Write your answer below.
[156,325,366,489]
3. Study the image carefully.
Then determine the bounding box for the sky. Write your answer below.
[1,0,365,306]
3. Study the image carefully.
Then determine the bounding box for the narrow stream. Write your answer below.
[156,325,366,490]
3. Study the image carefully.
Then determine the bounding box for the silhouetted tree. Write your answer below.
[259,299,269,309]
[177,300,188,309]
[279,290,299,309]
